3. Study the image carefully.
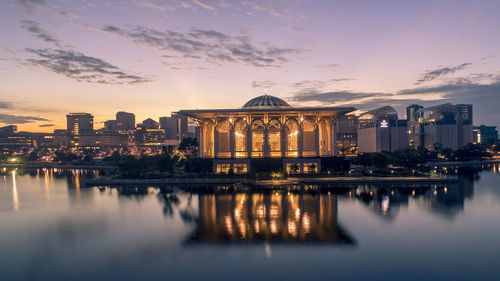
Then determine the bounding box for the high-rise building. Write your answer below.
[139,118,159,129]
[104,120,118,131]
[160,114,189,141]
[414,103,473,150]
[357,106,408,153]
[406,104,423,122]
[335,115,358,155]
[66,113,93,135]
[116,111,135,131]
[473,125,498,145]
[406,104,423,148]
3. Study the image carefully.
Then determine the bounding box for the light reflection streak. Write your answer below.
[12,170,19,211]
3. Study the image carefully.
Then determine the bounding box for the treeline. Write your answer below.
[352,143,493,169]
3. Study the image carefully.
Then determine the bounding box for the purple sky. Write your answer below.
[1,0,499,132]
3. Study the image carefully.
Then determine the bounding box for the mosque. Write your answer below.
[177,94,355,173]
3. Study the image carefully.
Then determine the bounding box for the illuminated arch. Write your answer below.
[234,119,248,158]
[251,119,265,157]
[201,119,215,157]
[267,119,281,157]
[217,119,231,157]
[285,118,299,157]
[302,118,316,155]
[318,118,332,156]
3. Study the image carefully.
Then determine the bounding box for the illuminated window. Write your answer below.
[234,120,247,157]
[268,120,281,157]
[216,163,231,174]
[218,119,230,153]
[234,164,247,174]
[251,120,264,157]
[285,119,298,157]
[303,119,315,152]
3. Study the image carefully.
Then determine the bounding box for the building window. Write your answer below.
[234,164,247,174]
[285,119,298,157]
[216,163,231,174]
[252,120,264,157]
[235,120,247,157]
[268,119,281,157]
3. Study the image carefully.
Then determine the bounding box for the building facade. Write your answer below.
[178,94,355,173]
[357,106,409,153]
[66,113,93,135]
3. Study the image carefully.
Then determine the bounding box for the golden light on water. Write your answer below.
[12,170,19,211]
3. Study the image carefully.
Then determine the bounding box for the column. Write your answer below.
[230,125,235,158]
[331,119,337,156]
[281,126,286,158]
[263,126,269,157]
[298,123,303,158]
[213,125,219,158]
[197,125,203,157]
[246,125,252,158]
[314,125,320,157]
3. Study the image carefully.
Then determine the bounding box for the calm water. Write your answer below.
[1,168,500,281]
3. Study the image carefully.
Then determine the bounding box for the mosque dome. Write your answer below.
[242,94,291,109]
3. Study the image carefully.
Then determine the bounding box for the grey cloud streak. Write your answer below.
[415,63,472,84]
[21,20,61,45]
[102,25,304,67]
[0,113,49,125]
[25,48,152,84]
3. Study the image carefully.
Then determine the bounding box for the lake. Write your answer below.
[1,167,500,281]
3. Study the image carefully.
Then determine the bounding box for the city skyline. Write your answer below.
[1,0,500,132]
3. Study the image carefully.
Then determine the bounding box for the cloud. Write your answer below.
[39,123,55,127]
[289,91,386,104]
[415,63,472,84]
[21,20,61,46]
[0,113,49,125]
[102,25,304,67]
[16,0,46,11]
[251,80,276,88]
[25,48,152,84]
[193,0,215,10]
[0,101,13,109]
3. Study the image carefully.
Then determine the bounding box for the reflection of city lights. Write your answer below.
[12,170,19,211]
[295,208,300,218]
[381,196,389,214]
[270,221,278,233]
[224,216,233,234]
[412,190,416,196]
[303,213,311,233]
[444,187,447,193]
[288,219,297,237]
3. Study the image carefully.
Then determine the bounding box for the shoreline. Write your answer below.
[83,176,458,187]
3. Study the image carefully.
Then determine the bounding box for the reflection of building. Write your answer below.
[187,191,354,244]
[178,94,355,173]
[357,106,409,153]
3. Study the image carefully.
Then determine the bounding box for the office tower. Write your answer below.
[160,113,189,141]
[66,113,93,135]
[406,104,423,122]
[140,118,159,129]
[116,111,135,131]
[357,106,408,153]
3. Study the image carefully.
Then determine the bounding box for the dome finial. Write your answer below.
[264,89,268,96]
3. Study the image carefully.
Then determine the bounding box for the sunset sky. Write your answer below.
[1,0,499,132]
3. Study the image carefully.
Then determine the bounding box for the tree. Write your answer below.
[178,138,199,159]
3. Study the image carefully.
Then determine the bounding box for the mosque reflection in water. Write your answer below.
[1,165,492,245]
[188,190,354,244]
